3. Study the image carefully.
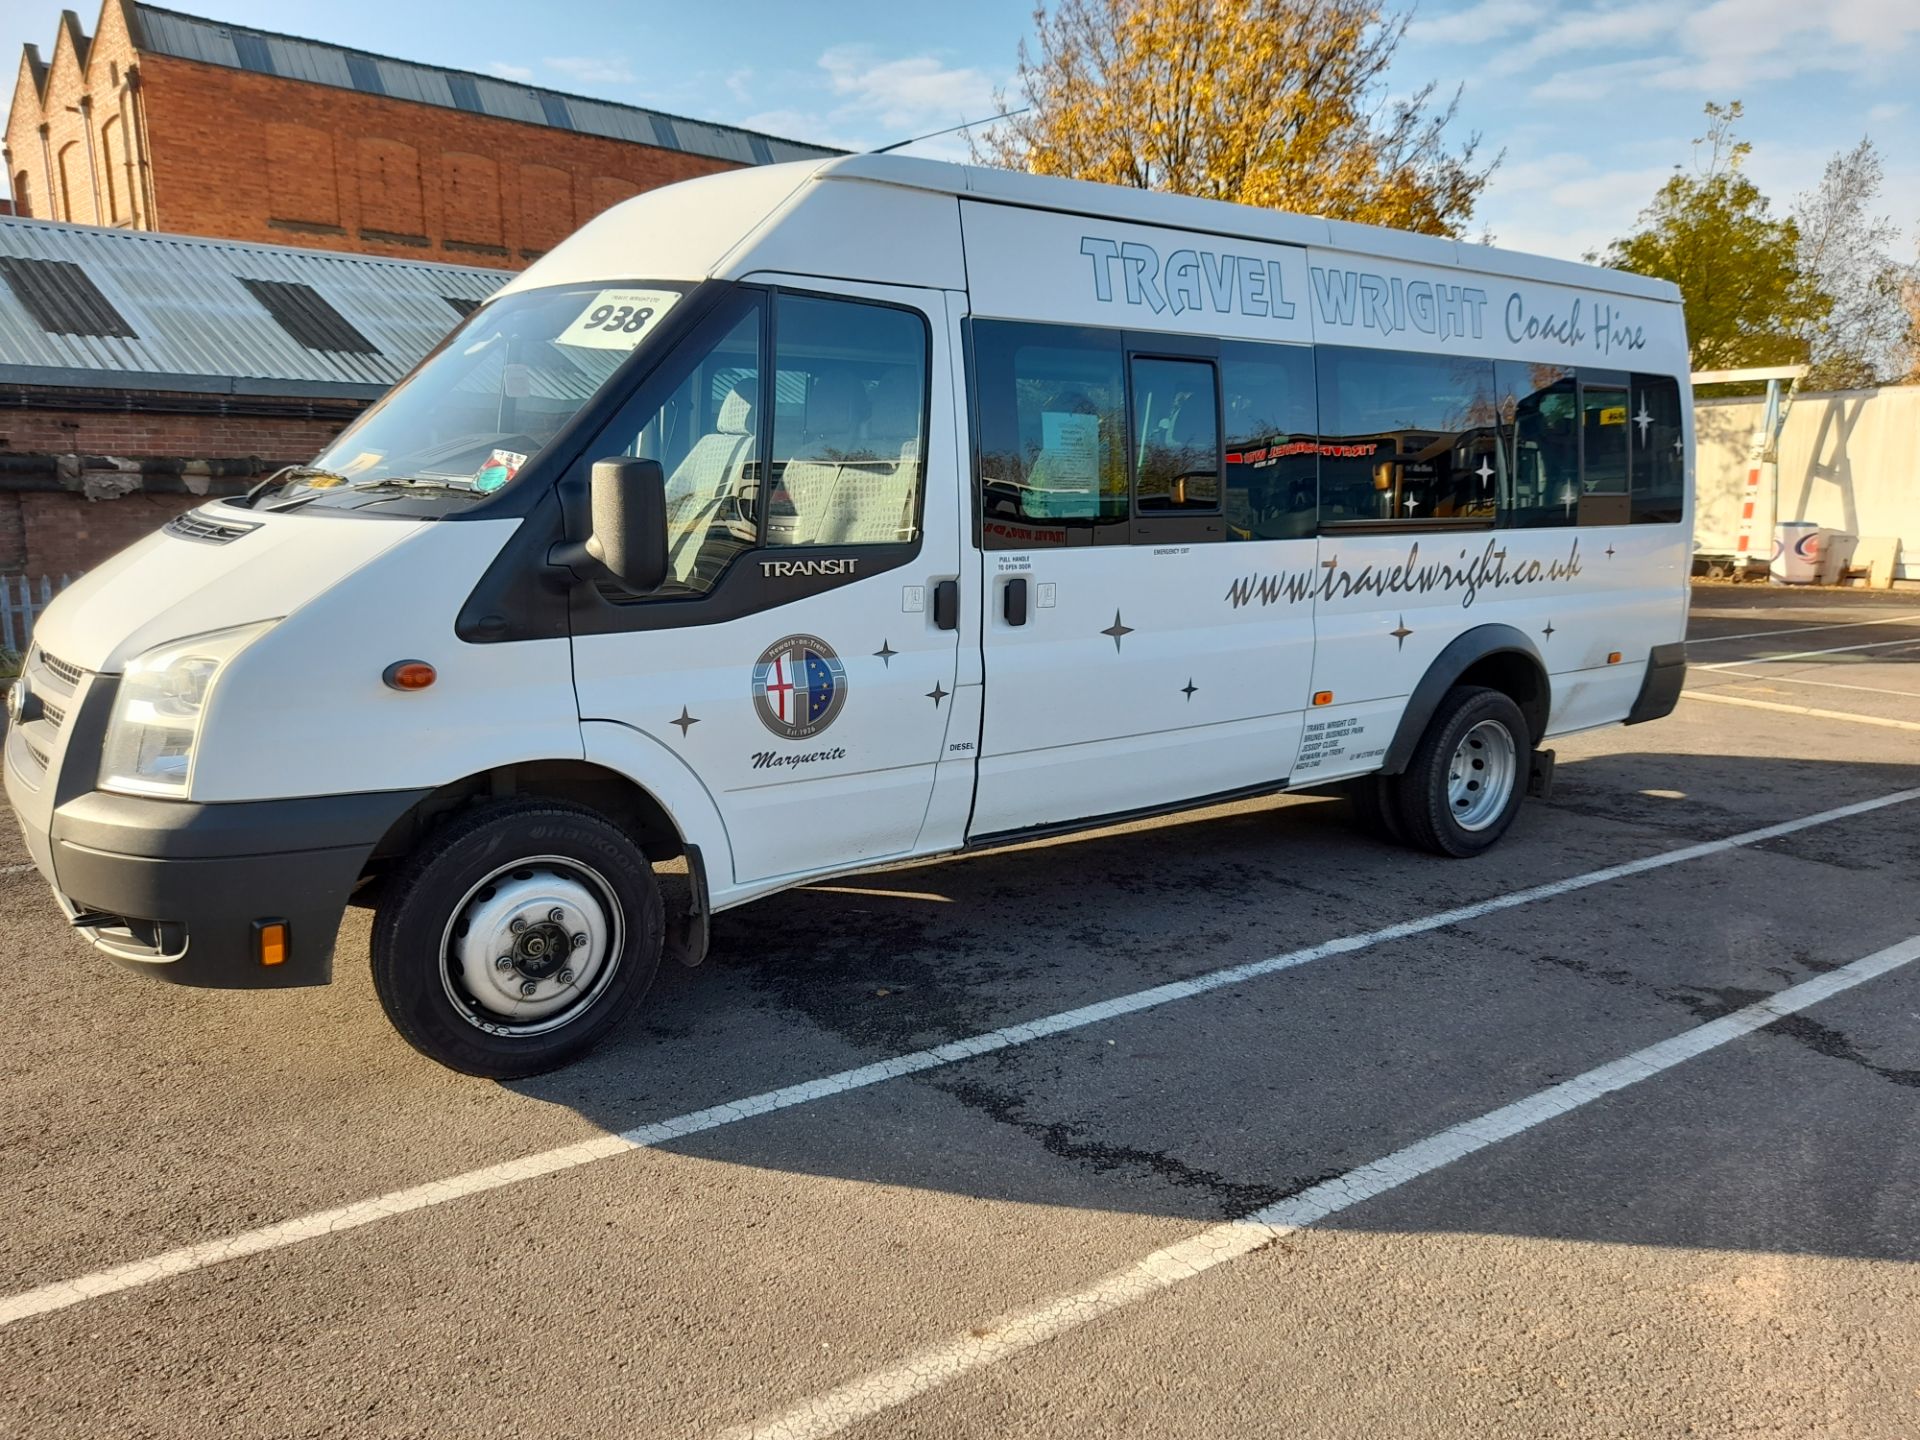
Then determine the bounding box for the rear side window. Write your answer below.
[1131,356,1219,514]
[1496,360,1578,528]
[1631,374,1687,524]
[1317,347,1498,527]
[974,321,1129,548]
[1578,371,1631,525]
[1221,343,1317,541]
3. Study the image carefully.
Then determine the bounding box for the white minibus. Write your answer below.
[5,156,1690,1075]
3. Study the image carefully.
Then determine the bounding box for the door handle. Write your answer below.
[1003,576,1028,627]
[932,579,959,631]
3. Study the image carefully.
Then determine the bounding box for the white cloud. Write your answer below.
[739,47,1010,156]
[544,56,637,87]
[1868,102,1908,122]
[487,61,534,83]
[818,45,1001,132]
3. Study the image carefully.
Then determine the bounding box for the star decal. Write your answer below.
[670,706,699,737]
[1390,616,1413,650]
[1181,678,1198,701]
[1673,435,1685,456]
[1475,459,1494,489]
[1633,402,1654,444]
[1605,544,1616,559]
[874,639,897,667]
[926,682,949,708]
[1101,610,1134,652]
[1541,620,1556,641]
[1559,483,1579,518]
[1404,495,1421,515]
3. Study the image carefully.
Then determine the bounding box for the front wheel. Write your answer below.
[1395,686,1529,858]
[371,801,663,1077]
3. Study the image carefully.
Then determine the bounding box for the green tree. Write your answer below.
[976,0,1496,238]
[1596,102,1828,372]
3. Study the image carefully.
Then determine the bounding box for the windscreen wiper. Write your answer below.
[242,464,350,508]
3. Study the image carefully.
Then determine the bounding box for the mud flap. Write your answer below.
[1528,748,1556,801]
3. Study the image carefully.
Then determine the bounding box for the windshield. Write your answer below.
[254,282,688,514]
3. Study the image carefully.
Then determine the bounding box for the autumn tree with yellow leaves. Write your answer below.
[976,0,1496,237]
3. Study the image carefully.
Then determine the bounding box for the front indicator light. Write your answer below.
[255,919,288,967]
[383,660,436,691]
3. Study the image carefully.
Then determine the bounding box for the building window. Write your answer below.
[238,277,379,355]
[1317,346,1498,526]
[974,321,1129,549]
[766,293,928,548]
[1221,342,1317,541]
[0,257,137,338]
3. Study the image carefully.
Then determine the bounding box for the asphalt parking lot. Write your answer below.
[2,582,1918,1439]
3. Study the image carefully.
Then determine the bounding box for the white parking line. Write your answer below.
[1702,636,1920,670]
[2,786,1916,1333]
[723,931,1920,1440]
[1682,691,1920,732]
[1704,669,1920,700]
[1687,612,1920,645]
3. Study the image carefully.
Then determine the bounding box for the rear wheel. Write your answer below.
[371,800,663,1077]
[1395,686,1529,858]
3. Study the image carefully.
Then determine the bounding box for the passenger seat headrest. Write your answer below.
[718,383,755,435]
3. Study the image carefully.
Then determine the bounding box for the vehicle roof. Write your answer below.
[812,155,1680,304]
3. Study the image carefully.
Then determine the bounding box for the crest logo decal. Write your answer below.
[751,634,848,740]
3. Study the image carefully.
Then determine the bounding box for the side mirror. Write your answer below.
[585,457,668,593]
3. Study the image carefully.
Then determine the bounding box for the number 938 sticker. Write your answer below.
[555,288,682,351]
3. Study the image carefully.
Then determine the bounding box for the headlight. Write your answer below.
[100,622,276,797]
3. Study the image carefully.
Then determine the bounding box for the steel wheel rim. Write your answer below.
[1446,719,1517,832]
[440,855,624,1037]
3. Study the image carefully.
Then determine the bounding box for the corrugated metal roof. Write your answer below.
[127,4,841,170]
[0,215,506,398]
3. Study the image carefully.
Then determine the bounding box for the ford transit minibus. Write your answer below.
[5,156,1689,1075]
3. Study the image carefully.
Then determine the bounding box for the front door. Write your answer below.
[570,280,964,885]
[968,320,1321,837]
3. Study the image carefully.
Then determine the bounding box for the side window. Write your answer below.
[1220,342,1317,541]
[1317,347,1498,527]
[590,294,764,597]
[1578,370,1631,525]
[1631,374,1687,524]
[1131,356,1219,514]
[1496,360,1578,528]
[974,321,1129,549]
[767,293,928,549]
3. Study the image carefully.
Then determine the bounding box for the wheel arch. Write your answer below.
[1381,625,1551,776]
[365,759,692,876]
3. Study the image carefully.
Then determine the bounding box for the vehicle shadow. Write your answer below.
[510,748,1920,1262]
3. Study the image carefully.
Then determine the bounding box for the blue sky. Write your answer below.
[7,0,1918,262]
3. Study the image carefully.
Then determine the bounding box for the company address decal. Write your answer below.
[1225,538,1584,611]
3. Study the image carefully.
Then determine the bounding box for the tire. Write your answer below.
[371,800,663,1078]
[1395,686,1530,858]
[1349,772,1407,845]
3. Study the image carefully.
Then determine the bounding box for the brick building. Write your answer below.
[0,213,505,578]
[5,1,834,267]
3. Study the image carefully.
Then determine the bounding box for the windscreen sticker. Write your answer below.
[340,450,384,475]
[555,289,681,350]
[473,448,528,494]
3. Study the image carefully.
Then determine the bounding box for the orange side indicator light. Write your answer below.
[255,920,288,967]
[1312,691,1334,707]
[1607,651,1623,665]
[383,660,437,691]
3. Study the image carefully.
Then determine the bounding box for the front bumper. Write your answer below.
[4,649,425,987]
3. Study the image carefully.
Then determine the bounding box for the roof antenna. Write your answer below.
[868,106,1030,155]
